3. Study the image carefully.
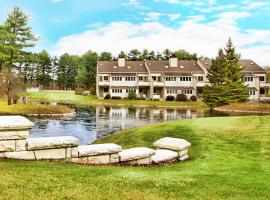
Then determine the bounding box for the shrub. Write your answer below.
[111,96,121,100]
[166,95,175,101]
[104,94,110,99]
[190,95,197,102]
[75,88,84,95]
[176,94,187,101]
[128,91,137,100]
[89,87,96,95]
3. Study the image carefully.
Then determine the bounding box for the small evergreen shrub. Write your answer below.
[104,94,110,99]
[190,95,197,102]
[128,92,137,100]
[166,95,175,101]
[75,88,84,95]
[176,94,187,101]
[111,96,121,100]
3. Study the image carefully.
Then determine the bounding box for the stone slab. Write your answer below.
[0,152,5,158]
[179,154,189,161]
[71,147,79,158]
[87,154,110,165]
[0,116,34,131]
[151,149,178,164]
[153,137,191,151]
[0,140,15,152]
[15,140,27,151]
[0,131,29,140]
[178,149,188,157]
[123,157,152,165]
[27,136,80,150]
[119,147,155,162]
[5,151,35,160]
[109,153,120,163]
[34,148,66,160]
[70,157,88,164]
[78,144,122,157]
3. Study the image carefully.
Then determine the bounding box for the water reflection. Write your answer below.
[30,105,210,145]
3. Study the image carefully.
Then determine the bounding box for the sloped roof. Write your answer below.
[199,59,265,73]
[97,61,148,73]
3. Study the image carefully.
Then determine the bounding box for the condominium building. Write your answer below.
[96,57,269,101]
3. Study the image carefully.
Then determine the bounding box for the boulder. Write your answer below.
[0,116,34,131]
[26,136,80,150]
[119,147,155,162]
[153,137,191,151]
[15,140,27,151]
[124,157,152,165]
[151,149,178,164]
[179,154,189,161]
[78,144,122,157]
[0,131,29,140]
[88,155,110,165]
[178,149,188,157]
[4,151,35,160]
[0,140,15,152]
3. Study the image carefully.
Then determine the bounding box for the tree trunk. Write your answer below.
[8,95,12,105]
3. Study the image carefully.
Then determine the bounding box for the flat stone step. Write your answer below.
[0,116,34,131]
[26,136,80,150]
[153,137,191,151]
[78,143,122,157]
[151,149,178,164]
[119,147,155,162]
[0,131,29,141]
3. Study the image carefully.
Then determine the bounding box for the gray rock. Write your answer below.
[179,154,189,161]
[153,137,191,151]
[78,144,122,157]
[34,148,66,160]
[151,149,178,164]
[15,140,27,151]
[119,147,155,162]
[0,116,34,131]
[5,151,35,160]
[26,136,80,150]
[0,140,15,152]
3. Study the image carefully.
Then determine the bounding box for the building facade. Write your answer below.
[96,57,269,101]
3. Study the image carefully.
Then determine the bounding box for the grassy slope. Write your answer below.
[22,90,207,108]
[0,100,73,115]
[1,116,270,199]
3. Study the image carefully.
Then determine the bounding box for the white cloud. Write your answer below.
[145,12,181,21]
[242,1,270,10]
[52,12,270,66]
[168,13,181,21]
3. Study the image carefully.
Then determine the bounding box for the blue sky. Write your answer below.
[0,0,270,65]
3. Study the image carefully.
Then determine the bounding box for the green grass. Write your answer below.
[0,100,73,115]
[1,116,270,199]
[218,103,270,113]
[22,90,207,108]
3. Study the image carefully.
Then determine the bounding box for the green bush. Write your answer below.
[75,88,84,95]
[128,91,137,100]
[104,94,110,99]
[190,95,197,102]
[176,94,187,101]
[112,96,121,100]
[166,95,175,101]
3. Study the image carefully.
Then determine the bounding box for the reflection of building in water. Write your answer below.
[95,106,205,139]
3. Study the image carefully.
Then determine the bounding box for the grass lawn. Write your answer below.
[217,103,270,113]
[1,116,270,199]
[0,100,73,115]
[22,90,208,108]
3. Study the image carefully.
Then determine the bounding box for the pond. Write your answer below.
[29,104,228,145]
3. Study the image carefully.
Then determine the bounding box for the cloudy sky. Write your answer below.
[0,0,270,66]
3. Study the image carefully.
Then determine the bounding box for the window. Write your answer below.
[152,76,157,81]
[104,88,108,92]
[259,76,265,82]
[249,91,255,96]
[198,76,203,82]
[139,76,143,81]
[167,89,177,94]
[126,89,136,93]
[245,77,253,82]
[112,89,122,93]
[260,88,265,95]
[125,77,136,81]
[180,76,192,82]
[104,76,109,81]
[112,77,122,81]
[183,89,193,95]
[165,77,176,82]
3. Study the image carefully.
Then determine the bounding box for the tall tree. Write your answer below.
[36,50,52,88]
[148,51,156,60]
[174,49,197,60]
[140,49,150,60]
[76,50,98,89]
[128,49,141,61]
[1,7,37,70]
[163,49,172,60]
[99,52,112,61]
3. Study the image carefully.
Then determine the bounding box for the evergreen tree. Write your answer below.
[174,49,197,60]
[163,49,172,60]
[36,50,52,88]
[140,49,150,60]
[99,52,112,61]
[128,49,141,61]
[148,51,156,60]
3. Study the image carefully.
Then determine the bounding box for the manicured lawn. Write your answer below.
[22,90,207,108]
[0,100,73,115]
[1,116,270,199]
[217,103,270,113]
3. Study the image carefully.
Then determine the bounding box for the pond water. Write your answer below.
[29,104,228,145]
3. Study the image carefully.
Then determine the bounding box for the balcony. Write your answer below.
[110,81,137,87]
[138,81,150,87]
[99,81,110,86]
[153,82,164,87]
